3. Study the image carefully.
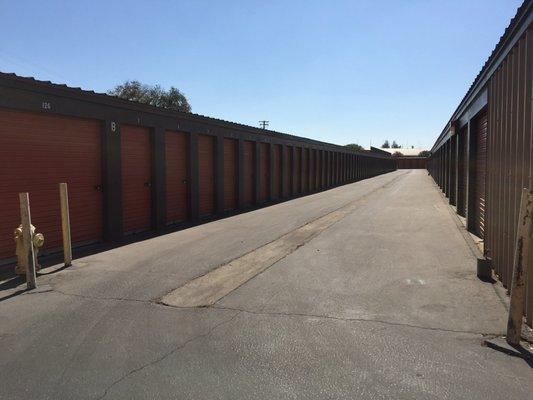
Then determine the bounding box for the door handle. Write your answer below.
[94,185,102,192]
[144,181,152,188]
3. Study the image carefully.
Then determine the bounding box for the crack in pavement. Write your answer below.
[211,305,505,337]
[21,287,500,337]
[95,310,241,400]
[46,287,152,305]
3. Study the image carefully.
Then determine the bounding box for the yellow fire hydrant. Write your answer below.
[14,224,44,275]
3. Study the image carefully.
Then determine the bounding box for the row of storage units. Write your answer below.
[0,73,396,266]
[427,2,532,327]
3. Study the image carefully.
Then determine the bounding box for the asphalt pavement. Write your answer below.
[1,170,531,399]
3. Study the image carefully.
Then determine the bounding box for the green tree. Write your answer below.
[391,141,401,149]
[345,143,365,152]
[108,80,191,113]
[418,150,431,157]
[392,151,404,157]
[382,140,390,148]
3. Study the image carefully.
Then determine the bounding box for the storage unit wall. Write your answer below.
[427,2,532,326]
[0,72,395,266]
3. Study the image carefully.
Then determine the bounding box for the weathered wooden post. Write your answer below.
[19,193,37,289]
[506,188,533,346]
[59,183,72,267]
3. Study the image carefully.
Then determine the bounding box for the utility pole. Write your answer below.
[259,120,269,129]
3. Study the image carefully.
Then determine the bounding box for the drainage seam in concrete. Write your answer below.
[159,172,408,308]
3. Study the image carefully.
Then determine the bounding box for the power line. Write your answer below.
[259,120,269,129]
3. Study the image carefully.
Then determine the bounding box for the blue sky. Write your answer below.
[0,0,523,148]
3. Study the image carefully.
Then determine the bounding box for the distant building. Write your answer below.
[377,148,428,157]
[368,146,428,169]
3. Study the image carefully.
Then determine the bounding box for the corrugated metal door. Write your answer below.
[302,148,308,193]
[259,143,269,203]
[223,138,237,210]
[198,134,215,216]
[474,111,488,238]
[122,125,152,234]
[272,144,281,199]
[243,140,254,206]
[165,131,188,224]
[0,109,102,261]
[283,146,291,197]
[294,147,301,194]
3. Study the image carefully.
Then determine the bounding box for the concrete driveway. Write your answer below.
[0,170,531,399]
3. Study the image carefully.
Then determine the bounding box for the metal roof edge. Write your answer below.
[430,0,532,153]
[0,72,383,157]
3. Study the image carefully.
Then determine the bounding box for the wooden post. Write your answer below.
[19,193,37,289]
[507,188,533,346]
[59,183,72,267]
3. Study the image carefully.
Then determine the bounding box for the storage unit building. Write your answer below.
[427,1,532,327]
[0,72,395,267]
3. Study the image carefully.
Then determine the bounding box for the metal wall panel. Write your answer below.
[165,131,188,223]
[243,140,254,206]
[486,28,532,324]
[294,147,301,195]
[259,142,270,203]
[121,125,152,234]
[282,146,291,198]
[272,144,282,199]
[428,27,532,326]
[198,135,215,216]
[223,138,237,210]
[302,148,309,193]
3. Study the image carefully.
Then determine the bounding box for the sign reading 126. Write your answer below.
[41,101,52,110]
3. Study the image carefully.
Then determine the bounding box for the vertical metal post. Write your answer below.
[507,188,533,345]
[19,193,36,289]
[453,134,459,206]
[59,183,72,267]
[101,120,122,242]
